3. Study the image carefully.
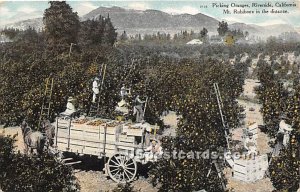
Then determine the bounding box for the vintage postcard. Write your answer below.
[0,0,299,192]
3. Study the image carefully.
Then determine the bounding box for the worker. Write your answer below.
[272,133,284,157]
[61,97,77,117]
[244,132,257,156]
[133,95,145,123]
[278,115,293,147]
[115,99,129,115]
[92,77,100,103]
[144,139,163,161]
[120,84,130,100]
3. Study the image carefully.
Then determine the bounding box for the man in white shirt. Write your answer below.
[120,84,130,100]
[244,132,257,155]
[144,139,163,161]
[92,77,100,103]
[278,115,293,147]
[61,97,77,117]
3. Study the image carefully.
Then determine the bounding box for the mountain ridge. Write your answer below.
[1,6,297,37]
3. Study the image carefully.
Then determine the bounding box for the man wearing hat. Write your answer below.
[120,84,130,100]
[244,132,257,155]
[278,114,293,147]
[144,138,163,161]
[61,97,77,117]
[133,95,145,123]
[115,84,131,116]
[92,77,100,103]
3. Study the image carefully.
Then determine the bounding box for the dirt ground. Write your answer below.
[0,125,25,153]
[226,78,274,192]
[75,171,158,192]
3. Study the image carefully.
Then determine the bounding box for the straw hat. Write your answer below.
[68,97,75,102]
[280,114,288,120]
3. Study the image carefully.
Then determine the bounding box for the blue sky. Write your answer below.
[0,1,299,27]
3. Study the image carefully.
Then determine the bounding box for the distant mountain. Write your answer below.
[229,23,296,38]
[82,6,219,35]
[2,18,43,31]
[0,6,297,38]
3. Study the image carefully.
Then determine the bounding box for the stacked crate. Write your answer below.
[233,154,268,182]
[55,118,153,158]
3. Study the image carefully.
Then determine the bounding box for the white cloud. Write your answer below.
[162,6,199,15]
[0,6,12,16]
[127,2,150,10]
[17,6,37,14]
[74,2,98,16]
[0,6,13,25]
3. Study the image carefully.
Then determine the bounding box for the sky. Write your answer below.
[0,0,300,27]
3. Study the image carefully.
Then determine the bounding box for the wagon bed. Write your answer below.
[54,116,160,182]
[54,117,158,158]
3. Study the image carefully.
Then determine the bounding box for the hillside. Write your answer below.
[229,22,296,38]
[82,6,219,35]
[1,6,297,37]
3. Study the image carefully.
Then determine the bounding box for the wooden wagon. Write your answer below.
[54,116,160,183]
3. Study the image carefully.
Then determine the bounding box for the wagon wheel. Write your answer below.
[107,153,137,183]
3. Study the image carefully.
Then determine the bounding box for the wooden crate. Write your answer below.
[248,122,258,140]
[119,135,135,143]
[123,126,144,136]
[55,117,160,157]
[233,154,268,182]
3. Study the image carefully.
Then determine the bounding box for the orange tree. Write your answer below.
[0,43,113,127]
[0,135,79,192]
[255,52,300,191]
[255,61,289,137]
[269,132,300,191]
[147,58,245,191]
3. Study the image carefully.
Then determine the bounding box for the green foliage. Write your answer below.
[0,134,16,179]
[200,27,208,42]
[286,85,300,133]
[43,1,80,51]
[269,133,300,191]
[0,135,79,192]
[0,44,113,126]
[1,27,21,40]
[148,59,245,192]
[255,63,289,137]
[217,21,229,37]
[16,27,41,44]
[102,15,118,46]
[255,49,300,191]
[79,15,117,47]
[1,24,300,191]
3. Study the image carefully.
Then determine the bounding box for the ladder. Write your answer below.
[88,63,107,117]
[38,77,54,130]
[213,83,232,150]
[213,161,226,191]
[206,160,226,191]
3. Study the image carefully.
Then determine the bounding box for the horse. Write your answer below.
[21,120,46,156]
[40,119,55,147]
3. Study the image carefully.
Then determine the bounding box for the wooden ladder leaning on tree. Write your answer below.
[212,82,234,191]
[89,63,107,117]
[38,76,54,130]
